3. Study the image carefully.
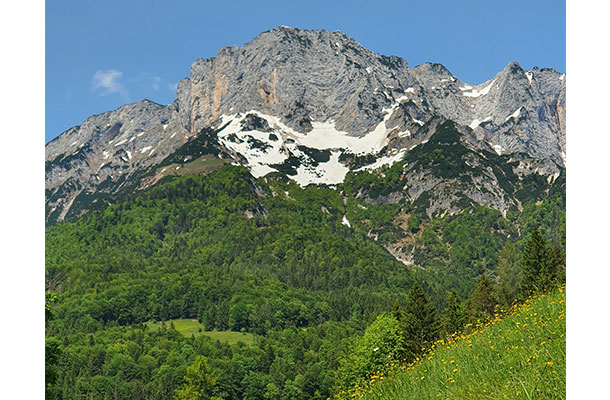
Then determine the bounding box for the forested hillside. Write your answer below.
[45,164,565,399]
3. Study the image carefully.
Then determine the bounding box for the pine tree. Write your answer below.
[549,239,566,285]
[495,241,521,307]
[396,283,437,360]
[470,275,496,319]
[521,227,553,294]
[442,289,466,335]
[203,305,217,331]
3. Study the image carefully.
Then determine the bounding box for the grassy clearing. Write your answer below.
[169,156,227,176]
[336,286,566,400]
[151,156,227,182]
[138,156,228,190]
[144,319,255,345]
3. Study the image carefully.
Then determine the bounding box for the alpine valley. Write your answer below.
[45,27,566,400]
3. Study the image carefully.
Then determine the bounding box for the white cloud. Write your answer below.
[92,69,128,100]
[148,75,177,93]
[152,76,162,91]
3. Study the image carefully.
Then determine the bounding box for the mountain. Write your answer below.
[45,27,566,400]
[45,26,565,224]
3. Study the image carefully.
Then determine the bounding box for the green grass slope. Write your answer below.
[335,286,566,400]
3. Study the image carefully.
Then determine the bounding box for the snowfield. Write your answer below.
[215,101,413,185]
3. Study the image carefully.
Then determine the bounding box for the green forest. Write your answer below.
[45,165,565,400]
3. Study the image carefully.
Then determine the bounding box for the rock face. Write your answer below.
[177,27,414,137]
[45,100,192,223]
[176,27,565,162]
[357,121,563,218]
[45,26,565,224]
[410,61,565,166]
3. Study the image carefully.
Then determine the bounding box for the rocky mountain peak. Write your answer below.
[179,27,415,138]
[251,26,367,54]
[46,27,565,224]
[503,61,525,74]
[413,62,453,77]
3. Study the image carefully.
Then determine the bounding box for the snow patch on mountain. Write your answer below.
[299,120,387,154]
[356,149,406,172]
[505,107,522,122]
[292,151,350,186]
[469,116,492,130]
[461,80,495,98]
[215,100,410,185]
[216,113,286,177]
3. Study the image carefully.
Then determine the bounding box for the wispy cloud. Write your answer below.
[92,69,128,100]
[152,76,162,91]
[146,75,177,93]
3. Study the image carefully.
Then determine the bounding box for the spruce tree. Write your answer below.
[549,239,566,285]
[397,283,437,360]
[495,241,521,307]
[521,227,553,294]
[442,289,466,335]
[203,305,217,331]
[471,275,497,319]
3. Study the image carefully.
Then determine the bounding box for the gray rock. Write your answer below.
[45,99,191,223]
[45,27,565,223]
[411,61,565,166]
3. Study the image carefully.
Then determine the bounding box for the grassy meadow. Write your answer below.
[144,318,255,345]
[335,286,566,400]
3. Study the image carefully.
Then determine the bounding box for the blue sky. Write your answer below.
[46,0,566,143]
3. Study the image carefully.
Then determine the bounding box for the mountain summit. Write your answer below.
[45,27,565,224]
